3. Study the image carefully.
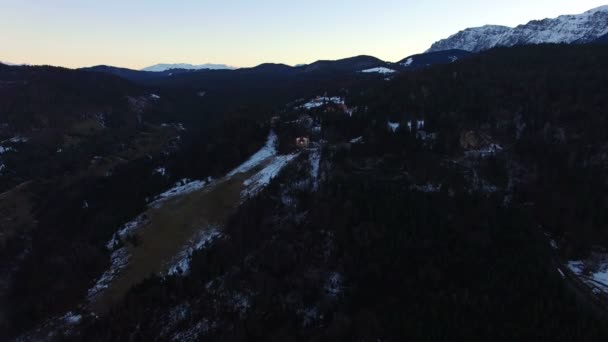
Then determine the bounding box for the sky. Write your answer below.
[1,0,607,69]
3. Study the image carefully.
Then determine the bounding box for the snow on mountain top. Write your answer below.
[428,6,608,52]
[427,25,511,53]
[142,63,235,72]
[0,61,27,66]
[360,67,396,74]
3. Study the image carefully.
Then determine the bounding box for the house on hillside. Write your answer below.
[296,136,310,148]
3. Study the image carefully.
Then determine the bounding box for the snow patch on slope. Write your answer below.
[567,253,608,295]
[402,57,414,67]
[360,67,396,74]
[166,227,222,276]
[241,153,298,199]
[87,248,130,301]
[309,148,321,190]
[228,131,278,176]
[388,122,400,132]
[300,96,345,110]
[149,178,212,208]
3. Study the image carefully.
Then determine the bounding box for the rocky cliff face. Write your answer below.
[428,6,608,52]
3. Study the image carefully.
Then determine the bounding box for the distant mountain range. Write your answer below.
[141,63,235,72]
[80,52,475,87]
[6,6,608,83]
[428,5,608,52]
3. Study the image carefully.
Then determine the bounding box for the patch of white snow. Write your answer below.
[241,153,298,199]
[62,312,82,325]
[402,57,414,67]
[350,136,364,144]
[166,227,222,276]
[388,121,400,132]
[149,178,210,208]
[361,67,396,74]
[228,131,278,176]
[300,96,344,110]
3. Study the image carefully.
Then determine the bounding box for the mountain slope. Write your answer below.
[298,55,387,73]
[596,32,608,44]
[428,25,511,53]
[73,44,608,342]
[398,49,473,70]
[0,62,273,339]
[428,5,608,52]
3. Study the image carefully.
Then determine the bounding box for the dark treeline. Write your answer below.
[77,133,608,341]
[75,44,608,341]
[3,44,608,340]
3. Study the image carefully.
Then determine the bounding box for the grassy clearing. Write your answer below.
[89,158,272,314]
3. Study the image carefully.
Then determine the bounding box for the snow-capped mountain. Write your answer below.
[141,63,235,72]
[428,5,608,53]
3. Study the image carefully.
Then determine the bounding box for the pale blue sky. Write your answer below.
[1,0,606,69]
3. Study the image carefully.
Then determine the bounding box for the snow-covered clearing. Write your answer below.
[402,57,414,67]
[361,67,396,74]
[567,254,608,295]
[0,136,27,149]
[350,136,364,144]
[407,120,425,131]
[300,96,344,110]
[154,167,167,176]
[106,215,147,250]
[228,131,278,176]
[309,148,321,190]
[149,178,212,208]
[62,312,83,325]
[388,122,400,132]
[0,145,15,154]
[241,153,298,199]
